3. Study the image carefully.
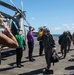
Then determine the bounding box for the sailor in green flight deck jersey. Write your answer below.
[15,29,26,68]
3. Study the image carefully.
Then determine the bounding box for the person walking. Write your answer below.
[41,29,55,72]
[59,31,70,58]
[15,29,26,68]
[27,26,35,61]
[67,31,72,52]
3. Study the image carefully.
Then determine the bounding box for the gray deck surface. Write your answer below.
[0,37,74,75]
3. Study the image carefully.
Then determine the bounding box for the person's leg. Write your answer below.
[67,43,71,52]
[61,45,64,56]
[16,48,18,66]
[46,48,52,69]
[44,47,52,70]
[30,42,33,59]
[28,41,31,60]
[16,48,21,67]
[19,48,23,66]
[39,41,44,56]
[64,46,67,58]
[28,41,35,61]
[44,48,48,65]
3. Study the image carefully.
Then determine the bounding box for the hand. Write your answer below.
[4,24,10,33]
[0,13,4,18]
[0,18,3,25]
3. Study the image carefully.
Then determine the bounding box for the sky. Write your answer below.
[1,0,74,34]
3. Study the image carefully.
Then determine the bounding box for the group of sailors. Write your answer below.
[0,15,74,72]
[37,27,74,72]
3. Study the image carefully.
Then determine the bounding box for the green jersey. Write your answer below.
[15,34,25,48]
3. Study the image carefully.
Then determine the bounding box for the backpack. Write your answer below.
[67,35,71,44]
[37,36,41,41]
[58,35,63,45]
[50,50,60,66]
[61,35,71,45]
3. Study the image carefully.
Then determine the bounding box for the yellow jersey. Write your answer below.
[38,31,43,37]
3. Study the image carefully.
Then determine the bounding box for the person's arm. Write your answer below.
[51,35,55,47]
[27,31,34,41]
[0,18,18,48]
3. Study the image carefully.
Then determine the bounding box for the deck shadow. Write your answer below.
[1,49,16,58]
[0,66,16,71]
[58,52,61,54]
[71,55,74,57]
[65,66,74,70]
[25,54,44,59]
[8,60,29,66]
[68,58,74,62]
[19,68,53,75]
[43,69,54,75]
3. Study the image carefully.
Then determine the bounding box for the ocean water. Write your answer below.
[34,33,61,37]
[33,32,61,37]
[52,34,61,36]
